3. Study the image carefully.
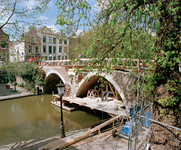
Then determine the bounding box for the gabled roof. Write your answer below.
[0,28,8,36]
[37,26,55,34]
[9,41,22,48]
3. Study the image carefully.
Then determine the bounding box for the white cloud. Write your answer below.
[48,1,53,7]
[18,0,39,10]
[47,25,59,33]
[75,30,84,36]
[93,0,109,12]
[151,32,156,37]
[38,16,48,21]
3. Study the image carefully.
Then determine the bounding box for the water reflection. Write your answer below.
[0,94,101,145]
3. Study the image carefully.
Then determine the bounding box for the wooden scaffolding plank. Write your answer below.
[108,83,116,98]
[48,115,122,150]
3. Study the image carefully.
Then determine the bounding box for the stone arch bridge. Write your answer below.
[42,66,137,109]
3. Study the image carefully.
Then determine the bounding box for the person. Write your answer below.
[78,54,83,64]
[78,54,83,58]
[101,91,109,101]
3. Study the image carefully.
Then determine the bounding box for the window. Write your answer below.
[31,37,35,43]
[29,46,32,53]
[49,56,52,60]
[62,56,64,60]
[53,38,56,44]
[59,39,62,44]
[53,56,56,60]
[65,56,68,60]
[43,36,46,43]
[49,37,52,43]
[49,46,52,53]
[45,56,48,60]
[59,46,62,53]
[1,41,7,49]
[58,55,60,60]
[53,46,56,53]
[64,40,67,45]
[43,45,46,53]
[35,46,39,54]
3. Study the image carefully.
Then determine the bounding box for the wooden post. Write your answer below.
[52,91,54,101]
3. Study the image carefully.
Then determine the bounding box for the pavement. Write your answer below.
[0,84,35,100]
[0,128,128,150]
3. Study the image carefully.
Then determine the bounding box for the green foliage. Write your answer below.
[20,83,24,87]
[56,0,181,125]
[160,108,169,118]
[18,63,46,91]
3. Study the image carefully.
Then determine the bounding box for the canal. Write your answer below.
[0,94,102,146]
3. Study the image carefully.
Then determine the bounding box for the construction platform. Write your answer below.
[51,96,129,117]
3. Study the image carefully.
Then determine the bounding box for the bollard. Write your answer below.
[36,86,39,95]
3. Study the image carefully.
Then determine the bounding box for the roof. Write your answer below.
[37,26,55,35]
[0,28,8,36]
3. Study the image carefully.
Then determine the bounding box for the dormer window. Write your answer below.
[1,41,7,49]
[31,37,36,43]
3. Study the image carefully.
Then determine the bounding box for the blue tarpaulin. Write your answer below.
[144,112,151,127]
[122,122,130,136]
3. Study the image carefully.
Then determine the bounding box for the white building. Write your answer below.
[37,26,69,61]
[9,42,25,62]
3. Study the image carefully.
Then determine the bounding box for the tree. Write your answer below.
[56,0,181,148]
[74,23,156,60]
[5,61,20,91]
[0,0,50,33]
[0,0,50,88]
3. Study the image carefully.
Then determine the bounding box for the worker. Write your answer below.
[78,54,83,58]
[101,91,109,101]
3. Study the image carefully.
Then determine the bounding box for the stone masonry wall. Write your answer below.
[112,71,137,108]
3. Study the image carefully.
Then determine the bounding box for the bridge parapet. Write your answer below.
[44,58,155,71]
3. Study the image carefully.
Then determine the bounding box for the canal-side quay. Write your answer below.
[0,84,129,150]
[0,84,35,101]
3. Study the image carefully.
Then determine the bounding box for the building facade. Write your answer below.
[10,26,70,63]
[0,28,9,63]
[37,26,69,62]
[9,42,25,62]
[9,27,41,63]
[24,27,41,63]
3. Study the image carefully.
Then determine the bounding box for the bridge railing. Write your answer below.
[44,58,155,69]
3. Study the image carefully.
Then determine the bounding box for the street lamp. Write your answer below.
[56,82,65,138]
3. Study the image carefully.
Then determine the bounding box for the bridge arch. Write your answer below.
[76,72,127,108]
[45,70,66,84]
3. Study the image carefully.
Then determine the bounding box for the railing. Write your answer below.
[43,58,155,70]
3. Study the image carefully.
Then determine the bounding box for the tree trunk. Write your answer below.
[151,0,181,149]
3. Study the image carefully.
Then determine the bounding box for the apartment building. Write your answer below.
[10,26,70,63]
[9,26,41,63]
[0,28,9,63]
[37,26,69,62]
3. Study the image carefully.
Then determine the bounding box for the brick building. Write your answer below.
[9,27,41,63]
[0,28,9,63]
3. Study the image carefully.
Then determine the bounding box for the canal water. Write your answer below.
[0,94,102,146]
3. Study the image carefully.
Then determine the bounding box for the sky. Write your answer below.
[1,0,99,38]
